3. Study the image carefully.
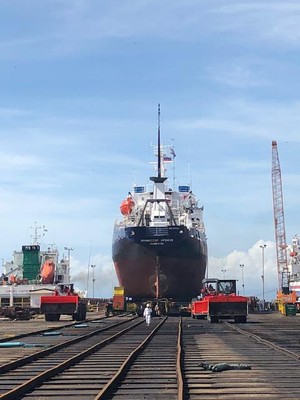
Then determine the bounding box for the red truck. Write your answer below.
[40,284,86,322]
[191,279,248,323]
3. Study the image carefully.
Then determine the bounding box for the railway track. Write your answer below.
[0,315,135,368]
[183,315,300,399]
[95,316,182,400]
[227,312,300,356]
[0,313,111,343]
[0,315,169,399]
[0,313,299,399]
[0,314,127,341]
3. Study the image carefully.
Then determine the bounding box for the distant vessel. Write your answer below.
[112,106,207,302]
[0,224,72,307]
[288,234,300,295]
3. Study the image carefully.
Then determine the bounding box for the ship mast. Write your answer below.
[150,104,166,185]
[157,104,161,179]
[30,222,47,245]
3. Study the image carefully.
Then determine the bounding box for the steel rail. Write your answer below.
[0,322,75,343]
[0,318,145,400]
[94,316,168,399]
[0,315,109,343]
[0,316,138,375]
[224,321,300,361]
[176,316,184,400]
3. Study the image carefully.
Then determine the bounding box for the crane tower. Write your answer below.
[271,140,289,294]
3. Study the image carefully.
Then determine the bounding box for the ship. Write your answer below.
[288,234,300,296]
[0,224,74,308]
[112,106,208,302]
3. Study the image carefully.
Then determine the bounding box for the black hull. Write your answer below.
[112,225,207,301]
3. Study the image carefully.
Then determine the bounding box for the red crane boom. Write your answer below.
[271,140,289,294]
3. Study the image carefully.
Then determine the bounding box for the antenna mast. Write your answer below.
[157,103,161,178]
[30,222,47,245]
[150,104,166,184]
[271,140,289,294]
[171,138,176,190]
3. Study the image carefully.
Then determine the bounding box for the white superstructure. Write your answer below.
[0,224,71,307]
[288,234,300,294]
[114,143,206,241]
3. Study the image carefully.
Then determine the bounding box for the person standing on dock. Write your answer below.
[143,303,152,326]
[154,303,161,316]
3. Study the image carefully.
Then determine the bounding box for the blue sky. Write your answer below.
[1,1,300,300]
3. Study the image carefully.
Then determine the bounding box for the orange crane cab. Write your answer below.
[191,278,248,323]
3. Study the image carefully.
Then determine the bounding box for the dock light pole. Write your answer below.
[239,264,245,296]
[221,269,227,279]
[91,264,96,299]
[260,244,267,311]
[64,246,74,284]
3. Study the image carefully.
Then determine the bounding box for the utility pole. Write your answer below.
[86,240,93,298]
[260,244,266,310]
[239,264,245,295]
[64,246,74,284]
[91,264,96,299]
[221,269,227,279]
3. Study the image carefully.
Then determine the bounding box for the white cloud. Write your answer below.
[170,100,300,142]
[0,152,41,169]
[208,61,270,89]
[0,107,32,117]
[1,0,300,63]
[211,1,300,46]
[209,240,278,300]
[56,1,300,47]
[71,253,118,298]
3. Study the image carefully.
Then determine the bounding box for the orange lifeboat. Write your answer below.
[40,259,55,284]
[120,196,135,215]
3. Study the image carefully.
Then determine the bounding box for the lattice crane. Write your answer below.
[271,140,289,294]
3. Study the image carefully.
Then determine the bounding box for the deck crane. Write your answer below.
[271,141,290,295]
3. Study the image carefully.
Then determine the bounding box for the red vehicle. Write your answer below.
[191,279,248,323]
[40,284,86,322]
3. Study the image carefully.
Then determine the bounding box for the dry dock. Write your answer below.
[0,312,299,399]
